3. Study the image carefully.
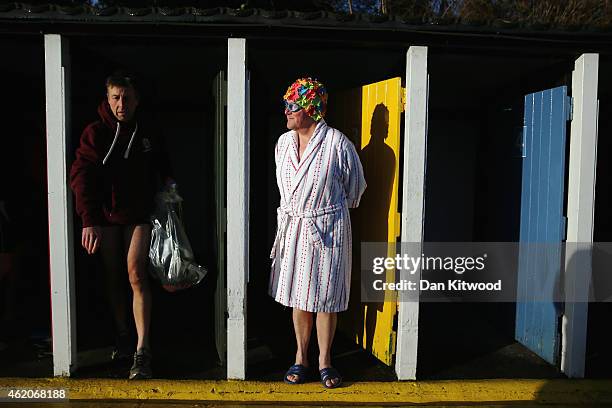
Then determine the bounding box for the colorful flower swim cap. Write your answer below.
[283,77,328,122]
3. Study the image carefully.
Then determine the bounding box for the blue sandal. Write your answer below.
[284,364,309,384]
[319,367,343,389]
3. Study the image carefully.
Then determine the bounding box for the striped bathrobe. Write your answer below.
[269,120,366,313]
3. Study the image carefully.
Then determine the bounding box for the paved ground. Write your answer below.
[2,378,612,406]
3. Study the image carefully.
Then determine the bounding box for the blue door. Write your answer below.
[516,86,570,365]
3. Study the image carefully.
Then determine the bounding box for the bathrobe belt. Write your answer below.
[270,202,346,259]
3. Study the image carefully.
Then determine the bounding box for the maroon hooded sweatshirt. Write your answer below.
[70,100,172,227]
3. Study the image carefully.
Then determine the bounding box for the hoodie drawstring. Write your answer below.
[102,122,121,165]
[102,122,138,165]
[124,123,138,159]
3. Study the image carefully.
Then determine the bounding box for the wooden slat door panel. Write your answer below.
[516,86,569,365]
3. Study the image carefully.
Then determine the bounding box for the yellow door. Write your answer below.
[332,78,403,366]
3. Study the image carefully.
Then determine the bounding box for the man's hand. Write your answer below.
[82,226,102,255]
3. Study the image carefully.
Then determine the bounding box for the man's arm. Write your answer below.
[340,136,367,208]
[70,125,106,227]
[70,125,106,254]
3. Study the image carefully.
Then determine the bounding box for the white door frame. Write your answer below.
[396,45,428,381]
[226,38,249,380]
[562,53,599,378]
[44,33,78,377]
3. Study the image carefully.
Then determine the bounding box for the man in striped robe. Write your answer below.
[269,78,366,388]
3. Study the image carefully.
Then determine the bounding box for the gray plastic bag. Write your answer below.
[149,186,207,292]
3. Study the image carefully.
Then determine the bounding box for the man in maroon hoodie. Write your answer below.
[70,73,172,380]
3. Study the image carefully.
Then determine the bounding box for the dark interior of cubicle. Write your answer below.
[68,36,224,379]
[420,49,577,379]
[424,49,612,380]
[590,55,612,379]
[0,35,51,377]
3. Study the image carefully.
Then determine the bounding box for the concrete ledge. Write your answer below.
[1,378,611,405]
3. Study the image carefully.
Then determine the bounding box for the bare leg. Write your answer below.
[287,308,313,383]
[124,224,152,350]
[99,226,129,335]
[316,312,339,387]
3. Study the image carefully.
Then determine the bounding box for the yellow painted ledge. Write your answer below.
[1,378,611,405]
